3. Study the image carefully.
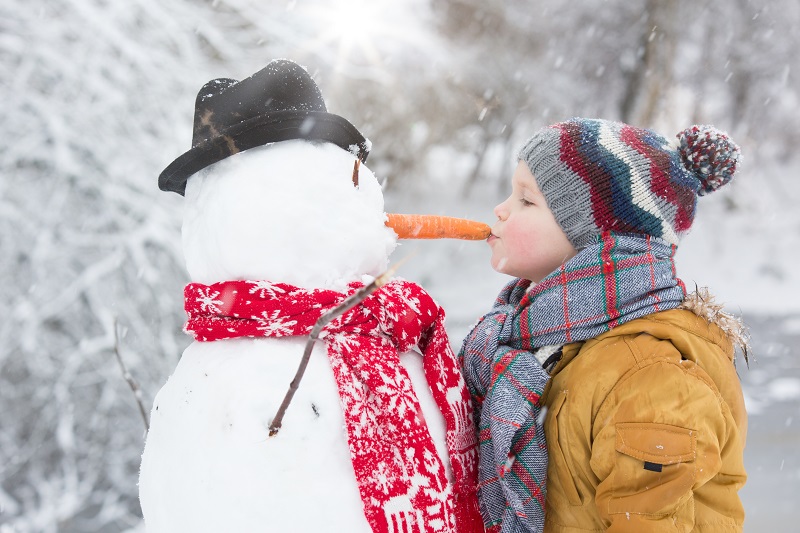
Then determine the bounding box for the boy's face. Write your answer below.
[488,161,577,283]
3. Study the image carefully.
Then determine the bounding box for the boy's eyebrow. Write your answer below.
[515,175,543,196]
[513,173,537,188]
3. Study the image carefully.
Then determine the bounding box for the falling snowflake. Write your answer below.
[195,288,224,313]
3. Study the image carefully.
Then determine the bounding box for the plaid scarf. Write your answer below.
[458,232,686,532]
[184,278,483,533]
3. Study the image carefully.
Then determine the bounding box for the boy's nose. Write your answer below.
[494,201,509,221]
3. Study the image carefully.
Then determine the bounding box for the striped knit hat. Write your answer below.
[518,118,741,250]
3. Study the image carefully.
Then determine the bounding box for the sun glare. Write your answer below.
[327,1,379,49]
[300,0,399,68]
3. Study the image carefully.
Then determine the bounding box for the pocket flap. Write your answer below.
[615,422,696,465]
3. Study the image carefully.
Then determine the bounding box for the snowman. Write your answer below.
[139,59,487,533]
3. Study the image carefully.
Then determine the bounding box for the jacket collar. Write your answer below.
[542,290,746,400]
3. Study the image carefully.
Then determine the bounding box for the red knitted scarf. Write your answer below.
[184,279,482,533]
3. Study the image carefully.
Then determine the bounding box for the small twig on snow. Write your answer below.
[113,319,150,433]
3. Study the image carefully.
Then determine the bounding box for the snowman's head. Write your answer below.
[182,140,396,290]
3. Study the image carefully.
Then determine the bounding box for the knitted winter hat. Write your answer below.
[518,118,741,249]
[159,59,370,195]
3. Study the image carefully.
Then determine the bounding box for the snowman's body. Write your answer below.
[139,141,451,532]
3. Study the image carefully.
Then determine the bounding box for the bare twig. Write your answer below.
[113,319,150,433]
[268,264,401,437]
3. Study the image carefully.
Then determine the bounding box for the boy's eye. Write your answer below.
[520,197,534,206]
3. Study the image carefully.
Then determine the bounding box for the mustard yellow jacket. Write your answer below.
[540,295,747,532]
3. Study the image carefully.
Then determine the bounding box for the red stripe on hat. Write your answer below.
[557,122,618,232]
[620,125,695,233]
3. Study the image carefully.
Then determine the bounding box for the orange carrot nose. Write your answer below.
[385,213,491,240]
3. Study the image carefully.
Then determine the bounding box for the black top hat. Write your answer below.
[158,59,370,195]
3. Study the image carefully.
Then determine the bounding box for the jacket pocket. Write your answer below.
[546,390,583,506]
[609,422,696,516]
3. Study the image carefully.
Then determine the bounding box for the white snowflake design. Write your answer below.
[369,460,394,495]
[248,280,286,299]
[432,349,455,391]
[384,282,422,315]
[195,287,224,313]
[333,358,380,439]
[255,310,298,337]
[327,331,361,354]
[374,366,419,429]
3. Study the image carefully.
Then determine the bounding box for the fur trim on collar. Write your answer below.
[680,287,750,364]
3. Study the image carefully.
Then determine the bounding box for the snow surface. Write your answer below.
[139,141,451,532]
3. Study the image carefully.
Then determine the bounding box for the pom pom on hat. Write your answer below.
[677,125,741,196]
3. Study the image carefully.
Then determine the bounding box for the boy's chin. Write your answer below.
[492,257,525,280]
[490,256,508,274]
[492,260,539,282]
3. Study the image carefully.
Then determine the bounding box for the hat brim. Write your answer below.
[158,110,369,195]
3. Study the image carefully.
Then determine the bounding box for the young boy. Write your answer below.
[459,118,748,533]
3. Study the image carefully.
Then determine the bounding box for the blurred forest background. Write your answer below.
[2,0,799,531]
